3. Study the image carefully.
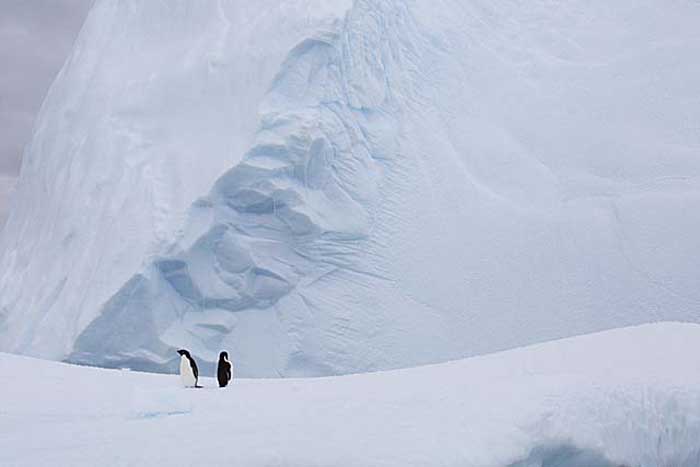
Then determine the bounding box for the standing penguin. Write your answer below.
[217,351,232,388]
[177,349,202,388]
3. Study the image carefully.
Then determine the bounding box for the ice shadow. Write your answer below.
[507,443,627,467]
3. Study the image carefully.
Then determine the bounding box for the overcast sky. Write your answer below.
[0,0,93,226]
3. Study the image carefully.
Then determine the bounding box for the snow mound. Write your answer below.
[2,0,700,375]
[2,323,700,466]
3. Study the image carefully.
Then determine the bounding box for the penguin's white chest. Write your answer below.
[180,355,197,387]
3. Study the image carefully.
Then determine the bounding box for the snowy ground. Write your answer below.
[2,322,700,466]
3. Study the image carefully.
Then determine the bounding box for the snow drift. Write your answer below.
[1,0,700,375]
[2,323,700,466]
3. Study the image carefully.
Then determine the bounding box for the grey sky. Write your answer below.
[0,0,93,225]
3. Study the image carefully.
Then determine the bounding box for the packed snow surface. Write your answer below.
[2,323,700,466]
[1,0,700,375]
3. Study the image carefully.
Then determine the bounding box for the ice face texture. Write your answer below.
[1,0,700,375]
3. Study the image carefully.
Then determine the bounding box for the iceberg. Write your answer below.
[1,0,700,375]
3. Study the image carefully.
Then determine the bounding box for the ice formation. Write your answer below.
[1,0,699,375]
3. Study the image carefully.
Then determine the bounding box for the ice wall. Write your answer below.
[0,0,351,361]
[2,0,700,375]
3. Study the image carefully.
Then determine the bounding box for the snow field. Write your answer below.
[2,323,699,466]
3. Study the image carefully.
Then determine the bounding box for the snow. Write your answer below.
[2,322,700,466]
[1,0,700,376]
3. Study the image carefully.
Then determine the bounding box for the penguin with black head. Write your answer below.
[177,349,202,388]
[217,351,232,388]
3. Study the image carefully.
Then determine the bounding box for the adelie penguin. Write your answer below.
[177,349,202,388]
[217,351,232,388]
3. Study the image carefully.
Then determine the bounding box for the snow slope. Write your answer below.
[2,0,700,375]
[2,323,700,466]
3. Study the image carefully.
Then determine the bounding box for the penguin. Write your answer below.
[217,351,232,388]
[177,349,202,388]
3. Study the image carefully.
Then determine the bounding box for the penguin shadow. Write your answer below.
[136,410,190,419]
[129,385,194,420]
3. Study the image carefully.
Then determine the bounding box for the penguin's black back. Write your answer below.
[217,359,232,388]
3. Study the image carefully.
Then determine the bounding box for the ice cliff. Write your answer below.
[1,0,699,375]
